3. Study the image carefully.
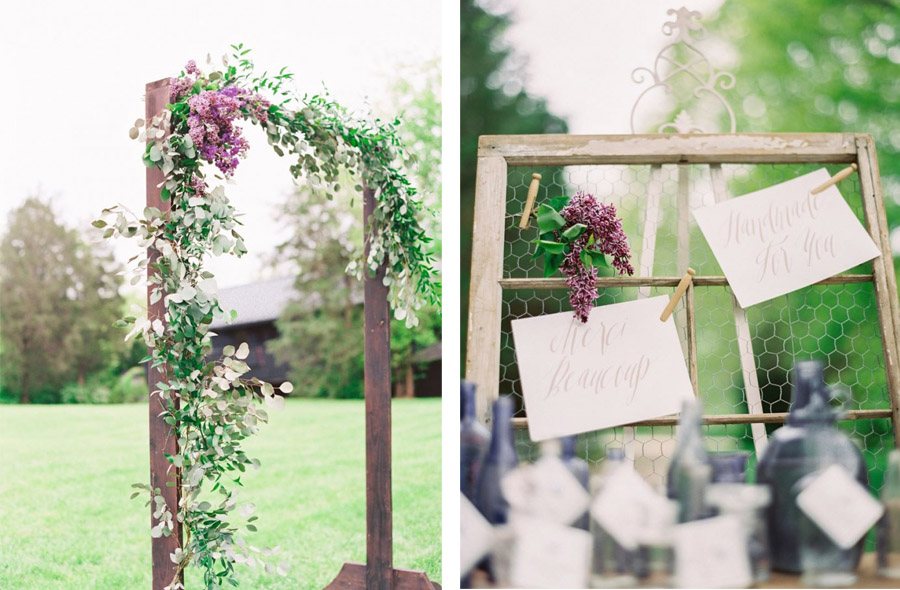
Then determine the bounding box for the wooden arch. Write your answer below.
[145,80,438,590]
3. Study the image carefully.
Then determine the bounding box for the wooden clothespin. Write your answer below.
[660,268,695,322]
[518,173,542,229]
[811,163,858,195]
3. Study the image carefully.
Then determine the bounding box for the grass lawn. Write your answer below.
[0,398,441,589]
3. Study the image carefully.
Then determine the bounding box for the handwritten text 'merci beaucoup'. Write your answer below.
[545,319,651,404]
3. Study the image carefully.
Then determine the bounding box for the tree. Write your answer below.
[708,0,898,269]
[461,0,569,362]
[0,198,125,402]
[270,60,442,398]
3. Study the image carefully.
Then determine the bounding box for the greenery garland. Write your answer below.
[95,45,439,589]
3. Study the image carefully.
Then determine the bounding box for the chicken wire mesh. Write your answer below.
[497,162,893,493]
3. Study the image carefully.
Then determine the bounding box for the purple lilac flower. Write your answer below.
[168,60,271,176]
[560,192,634,323]
[186,87,270,176]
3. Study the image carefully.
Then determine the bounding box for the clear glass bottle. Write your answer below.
[797,473,858,587]
[562,434,590,530]
[633,497,677,587]
[878,449,900,578]
[590,448,637,588]
[460,380,490,501]
[667,399,714,523]
[706,483,772,583]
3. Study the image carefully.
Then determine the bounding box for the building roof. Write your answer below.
[211,276,299,329]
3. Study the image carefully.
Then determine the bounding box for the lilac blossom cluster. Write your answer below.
[169,61,271,177]
[560,192,634,322]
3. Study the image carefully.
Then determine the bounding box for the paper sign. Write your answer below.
[509,514,591,589]
[693,168,880,308]
[674,515,752,589]
[511,295,695,441]
[501,458,591,526]
[591,465,662,550]
[796,464,883,549]
[460,495,496,575]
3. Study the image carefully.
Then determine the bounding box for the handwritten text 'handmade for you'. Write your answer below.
[693,168,880,309]
[511,296,695,441]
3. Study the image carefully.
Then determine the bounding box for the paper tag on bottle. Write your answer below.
[796,464,883,550]
[673,515,752,589]
[460,495,496,575]
[590,465,658,550]
[501,458,591,526]
[509,514,591,589]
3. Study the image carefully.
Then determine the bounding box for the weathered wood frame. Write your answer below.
[466,133,900,447]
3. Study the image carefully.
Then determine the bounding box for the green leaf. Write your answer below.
[543,252,564,277]
[535,204,566,233]
[548,195,570,211]
[561,223,586,240]
[537,240,566,254]
[591,251,610,268]
[91,219,107,228]
[579,249,592,268]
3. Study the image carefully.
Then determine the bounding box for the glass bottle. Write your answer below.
[709,451,750,483]
[633,497,677,587]
[667,399,712,522]
[756,360,867,573]
[590,448,637,588]
[562,435,590,530]
[666,399,710,500]
[797,471,857,587]
[473,395,519,524]
[878,449,900,578]
[706,483,772,583]
[472,396,519,585]
[460,380,490,501]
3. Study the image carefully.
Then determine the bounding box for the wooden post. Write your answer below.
[146,78,182,590]
[363,186,393,589]
[326,187,439,590]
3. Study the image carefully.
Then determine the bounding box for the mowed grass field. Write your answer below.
[0,399,441,589]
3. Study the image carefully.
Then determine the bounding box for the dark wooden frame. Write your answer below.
[145,80,438,590]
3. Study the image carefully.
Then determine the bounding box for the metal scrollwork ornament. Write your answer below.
[630,6,736,134]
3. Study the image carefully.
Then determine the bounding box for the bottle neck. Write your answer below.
[489,400,515,455]
[461,381,477,422]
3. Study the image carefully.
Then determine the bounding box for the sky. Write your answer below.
[504,0,726,134]
[0,0,440,289]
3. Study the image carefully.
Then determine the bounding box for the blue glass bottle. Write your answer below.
[460,380,490,501]
[473,395,519,524]
[561,435,590,530]
[756,360,867,573]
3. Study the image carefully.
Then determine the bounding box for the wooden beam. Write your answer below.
[498,274,873,290]
[510,408,893,429]
[146,78,182,590]
[710,163,768,457]
[363,186,393,590]
[465,156,508,425]
[855,137,900,448]
[478,133,859,165]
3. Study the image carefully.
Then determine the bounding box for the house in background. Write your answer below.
[210,277,441,397]
[209,277,295,386]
